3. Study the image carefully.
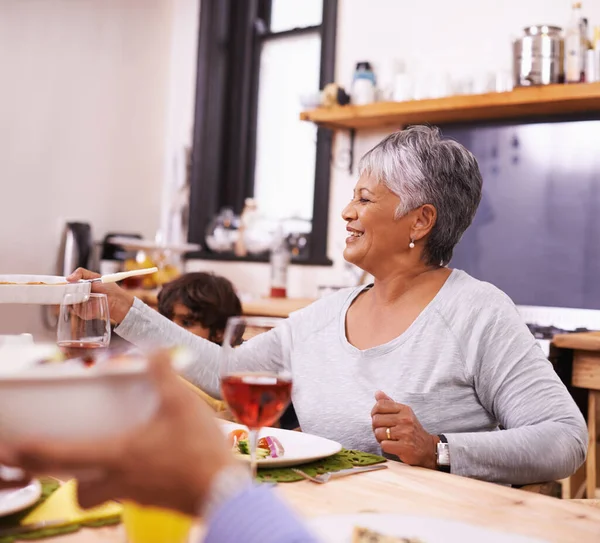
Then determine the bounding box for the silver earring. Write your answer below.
[409,239,415,249]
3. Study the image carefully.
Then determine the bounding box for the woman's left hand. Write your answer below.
[371,391,438,469]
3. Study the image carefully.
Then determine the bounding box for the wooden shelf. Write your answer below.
[300,83,600,130]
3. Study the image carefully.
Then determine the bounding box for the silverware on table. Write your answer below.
[291,463,387,484]
[77,268,158,284]
[0,519,68,537]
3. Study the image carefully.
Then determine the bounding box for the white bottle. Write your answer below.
[594,26,600,83]
[269,224,290,298]
[585,48,597,82]
[565,2,583,83]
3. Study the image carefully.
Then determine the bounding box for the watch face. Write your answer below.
[437,442,450,466]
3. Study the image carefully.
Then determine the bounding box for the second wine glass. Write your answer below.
[220,316,292,478]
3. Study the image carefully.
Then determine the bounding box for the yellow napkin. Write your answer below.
[21,480,122,526]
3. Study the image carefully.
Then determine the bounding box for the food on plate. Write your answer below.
[352,527,424,543]
[228,428,248,447]
[227,429,285,459]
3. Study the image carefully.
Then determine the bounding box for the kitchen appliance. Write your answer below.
[513,25,564,86]
[99,233,142,276]
[205,208,240,254]
[56,222,93,277]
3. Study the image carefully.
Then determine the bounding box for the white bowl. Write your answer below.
[0,345,191,443]
[0,275,91,305]
[0,334,33,347]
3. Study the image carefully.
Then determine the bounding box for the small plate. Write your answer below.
[307,513,548,543]
[222,422,342,468]
[0,480,42,518]
[0,275,90,305]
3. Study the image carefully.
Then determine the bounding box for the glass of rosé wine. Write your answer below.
[57,293,111,367]
[220,316,292,478]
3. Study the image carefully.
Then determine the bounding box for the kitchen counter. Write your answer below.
[126,289,315,319]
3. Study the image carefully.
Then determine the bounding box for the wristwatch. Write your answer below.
[436,434,451,473]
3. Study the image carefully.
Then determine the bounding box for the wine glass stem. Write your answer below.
[248,428,259,481]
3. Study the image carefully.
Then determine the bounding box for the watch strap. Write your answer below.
[436,434,451,473]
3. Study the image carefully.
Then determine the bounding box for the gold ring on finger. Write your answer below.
[385,427,391,440]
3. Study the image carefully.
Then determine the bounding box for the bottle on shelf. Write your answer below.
[593,27,600,83]
[269,223,290,299]
[351,62,377,105]
[565,2,584,83]
[580,17,593,81]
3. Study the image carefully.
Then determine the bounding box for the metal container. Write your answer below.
[56,222,92,276]
[513,25,564,87]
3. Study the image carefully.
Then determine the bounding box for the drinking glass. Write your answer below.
[57,293,111,366]
[220,316,292,478]
[122,502,193,543]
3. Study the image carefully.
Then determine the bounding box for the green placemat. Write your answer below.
[257,448,387,482]
[0,479,120,543]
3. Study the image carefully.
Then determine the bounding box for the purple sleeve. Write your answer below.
[203,485,318,543]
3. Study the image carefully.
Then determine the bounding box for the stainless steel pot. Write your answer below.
[513,25,564,86]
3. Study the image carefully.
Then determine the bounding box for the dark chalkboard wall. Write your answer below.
[444,120,600,310]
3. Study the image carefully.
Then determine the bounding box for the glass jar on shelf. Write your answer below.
[205,208,241,254]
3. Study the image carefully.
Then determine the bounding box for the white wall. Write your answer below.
[160,0,200,239]
[0,0,174,336]
[189,0,600,298]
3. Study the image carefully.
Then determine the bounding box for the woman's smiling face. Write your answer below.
[341,173,414,271]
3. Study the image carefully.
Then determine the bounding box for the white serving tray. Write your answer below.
[0,275,91,305]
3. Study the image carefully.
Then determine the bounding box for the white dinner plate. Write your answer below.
[308,513,548,543]
[0,480,42,517]
[222,422,342,468]
[0,275,90,305]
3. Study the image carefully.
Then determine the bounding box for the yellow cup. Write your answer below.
[122,502,193,543]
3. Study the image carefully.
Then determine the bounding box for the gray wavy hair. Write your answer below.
[358,125,483,266]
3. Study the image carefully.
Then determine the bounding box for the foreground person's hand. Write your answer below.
[371,391,438,470]
[67,268,134,323]
[0,352,236,516]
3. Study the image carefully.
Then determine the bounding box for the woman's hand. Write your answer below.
[67,268,134,324]
[0,352,236,516]
[371,391,439,470]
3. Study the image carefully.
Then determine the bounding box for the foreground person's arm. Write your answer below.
[445,295,587,485]
[204,484,317,543]
[0,351,317,543]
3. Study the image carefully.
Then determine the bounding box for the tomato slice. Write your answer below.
[228,429,248,447]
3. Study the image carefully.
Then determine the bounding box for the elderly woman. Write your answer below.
[76,126,586,485]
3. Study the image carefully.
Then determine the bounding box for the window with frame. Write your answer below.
[187,0,337,265]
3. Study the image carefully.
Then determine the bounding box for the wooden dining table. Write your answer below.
[41,461,600,542]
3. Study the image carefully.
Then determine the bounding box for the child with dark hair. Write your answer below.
[158,272,242,344]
